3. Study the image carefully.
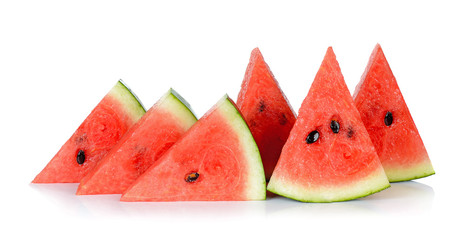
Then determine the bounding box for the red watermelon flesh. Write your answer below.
[267,47,390,202]
[121,95,266,202]
[353,44,435,182]
[76,89,197,195]
[237,48,296,180]
[32,81,146,183]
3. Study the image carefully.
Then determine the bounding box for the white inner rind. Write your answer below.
[156,89,198,131]
[267,166,390,202]
[109,81,146,122]
[216,95,266,200]
[384,157,435,182]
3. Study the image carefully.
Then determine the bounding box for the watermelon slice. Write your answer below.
[236,48,296,180]
[121,95,266,202]
[76,89,197,195]
[32,80,146,183]
[353,44,435,182]
[267,47,390,202]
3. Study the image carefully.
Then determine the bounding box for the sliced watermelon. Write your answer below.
[32,80,146,183]
[353,44,435,182]
[236,48,296,180]
[76,89,197,195]
[267,47,390,202]
[121,95,266,202]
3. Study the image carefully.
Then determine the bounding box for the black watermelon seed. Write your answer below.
[258,100,266,112]
[76,150,85,165]
[384,111,393,126]
[185,172,200,183]
[330,120,340,133]
[306,130,319,144]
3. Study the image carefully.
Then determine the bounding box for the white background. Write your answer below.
[1,0,463,239]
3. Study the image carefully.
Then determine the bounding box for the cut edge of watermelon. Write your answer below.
[31,80,146,184]
[119,95,267,202]
[110,80,146,122]
[218,95,267,200]
[75,88,197,195]
[267,166,390,203]
[353,44,435,182]
[384,158,435,182]
[237,47,297,117]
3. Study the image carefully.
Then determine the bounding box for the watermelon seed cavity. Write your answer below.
[330,120,340,133]
[76,150,85,165]
[279,113,288,125]
[258,100,266,112]
[347,127,354,138]
[75,134,87,144]
[306,130,319,144]
[185,172,200,183]
[384,112,393,126]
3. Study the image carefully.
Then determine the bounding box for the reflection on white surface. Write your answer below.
[29,181,434,220]
[265,181,435,218]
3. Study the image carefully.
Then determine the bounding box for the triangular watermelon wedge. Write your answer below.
[353,44,435,182]
[32,80,146,183]
[267,47,390,202]
[236,48,296,181]
[121,95,266,202]
[76,89,197,195]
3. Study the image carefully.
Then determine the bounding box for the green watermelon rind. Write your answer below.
[385,160,435,183]
[161,88,198,123]
[168,88,197,119]
[267,167,390,203]
[110,80,147,121]
[219,95,267,200]
[390,173,435,183]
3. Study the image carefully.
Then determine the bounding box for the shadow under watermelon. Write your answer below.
[264,181,434,218]
[29,183,94,218]
[356,181,435,215]
[119,200,267,220]
[30,183,133,218]
[29,181,434,220]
